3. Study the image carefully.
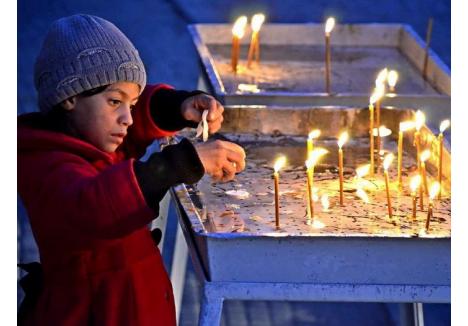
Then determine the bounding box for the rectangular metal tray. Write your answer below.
[171,105,451,285]
[189,23,450,112]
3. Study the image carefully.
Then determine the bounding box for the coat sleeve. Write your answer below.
[25,151,156,240]
[120,83,178,158]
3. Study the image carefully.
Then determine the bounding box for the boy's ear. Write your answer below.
[60,97,77,111]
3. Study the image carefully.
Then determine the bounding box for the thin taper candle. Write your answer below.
[231,16,247,73]
[414,110,426,209]
[247,14,265,67]
[324,18,335,94]
[306,167,314,224]
[369,103,375,176]
[425,182,440,232]
[410,175,421,221]
[383,153,394,220]
[337,132,348,206]
[274,171,280,229]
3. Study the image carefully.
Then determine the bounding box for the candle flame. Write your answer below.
[251,13,265,32]
[372,126,392,137]
[338,131,349,148]
[410,175,421,192]
[370,86,385,104]
[232,16,248,38]
[439,119,450,133]
[387,70,399,88]
[429,182,440,200]
[306,147,328,168]
[321,194,330,210]
[356,164,370,178]
[399,121,415,132]
[274,156,287,172]
[383,153,394,171]
[415,110,426,131]
[375,68,389,87]
[356,188,370,203]
[308,129,321,140]
[325,17,335,34]
[420,149,430,162]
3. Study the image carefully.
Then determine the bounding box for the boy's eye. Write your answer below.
[109,99,121,106]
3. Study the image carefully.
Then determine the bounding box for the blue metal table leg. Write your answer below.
[400,303,425,326]
[198,283,224,326]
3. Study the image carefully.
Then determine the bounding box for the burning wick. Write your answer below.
[420,150,431,198]
[414,110,426,210]
[410,175,421,220]
[383,153,394,220]
[273,156,286,230]
[438,119,450,199]
[425,181,440,232]
[324,17,335,94]
[231,16,248,73]
[307,129,321,155]
[397,121,415,189]
[247,13,265,67]
[369,89,383,176]
[387,70,399,93]
[337,131,349,206]
[305,148,328,225]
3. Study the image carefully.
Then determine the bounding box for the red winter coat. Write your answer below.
[18,84,178,326]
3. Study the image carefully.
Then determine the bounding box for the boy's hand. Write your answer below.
[181,94,224,134]
[194,140,246,182]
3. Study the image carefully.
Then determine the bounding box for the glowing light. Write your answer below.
[308,129,321,140]
[274,156,287,172]
[439,120,450,133]
[356,164,370,178]
[251,13,265,32]
[237,83,260,93]
[429,182,441,200]
[338,131,349,148]
[370,86,385,104]
[420,150,431,162]
[415,110,426,131]
[372,126,392,137]
[383,153,394,171]
[400,121,415,132]
[325,17,335,34]
[375,68,389,87]
[410,175,422,193]
[306,148,328,168]
[387,70,399,88]
[232,16,248,38]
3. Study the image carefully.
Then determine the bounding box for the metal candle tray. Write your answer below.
[172,105,450,292]
[189,23,450,115]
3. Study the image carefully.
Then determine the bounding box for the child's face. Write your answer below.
[67,82,140,153]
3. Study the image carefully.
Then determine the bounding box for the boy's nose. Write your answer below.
[118,106,133,126]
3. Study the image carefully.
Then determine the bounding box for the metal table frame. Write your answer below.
[171,189,449,326]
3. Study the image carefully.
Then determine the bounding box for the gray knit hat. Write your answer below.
[34,14,147,113]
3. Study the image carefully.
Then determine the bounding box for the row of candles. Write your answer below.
[230,15,434,91]
[272,69,450,233]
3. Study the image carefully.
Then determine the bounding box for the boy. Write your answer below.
[18,14,245,325]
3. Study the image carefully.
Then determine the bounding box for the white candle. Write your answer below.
[324,17,335,94]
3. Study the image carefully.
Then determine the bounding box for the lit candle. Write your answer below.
[305,148,328,225]
[355,164,371,190]
[438,119,450,199]
[414,110,426,210]
[425,181,440,232]
[337,131,349,206]
[307,129,321,155]
[324,17,335,94]
[420,150,431,197]
[231,16,248,73]
[410,175,421,220]
[423,17,434,80]
[247,13,265,67]
[273,156,286,230]
[387,70,399,93]
[383,153,394,220]
[397,121,415,189]
[374,80,386,166]
[369,89,384,176]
